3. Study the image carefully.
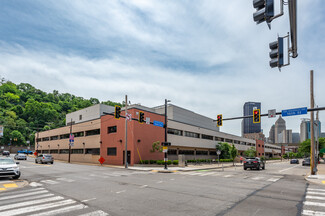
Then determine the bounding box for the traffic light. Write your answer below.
[139,111,144,124]
[217,114,223,127]
[253,109,261,123]
[269,37,284,68]
[253,0,274,25]
[114,105,121,119]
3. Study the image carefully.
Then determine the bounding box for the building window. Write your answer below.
[37,138,42,142]
[178,150,194,155]
[184,131,200,138]
[50,136,59,141]
[201,134,213,140]
[85,129,100,136]
[234,140,240,144]
[74,131,84,137]
[79,115,82,120]
[59,149,69,154]
[258,144,261,147]
[168,149,177,155]
[107,148,117,156]
[196,150,208,155]
[60,134,70,139]
[50,150,58,154]
[42,150,49,153]
[167,128,183,136]
[259,153,261,156]
[85,148,100,155]
[41,137,49,141]
[225,139,233,143]
[72,149,84,154]
[215,137,224,141]
[108,126,117,134]
[209,151,217,155]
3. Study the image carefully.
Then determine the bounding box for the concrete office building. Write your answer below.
[242,102,261,135]
[36,104,281,165]
[268,125,275,144]
[274,116,286,144]
[300,119,322,142]
[292,133,300,143]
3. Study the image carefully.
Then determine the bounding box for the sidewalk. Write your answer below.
[305,161,325,185]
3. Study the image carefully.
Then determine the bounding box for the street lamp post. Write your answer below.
[163,99,171,170]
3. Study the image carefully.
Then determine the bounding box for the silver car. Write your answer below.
[0,157,20,179]
[35,154,54,164]
[14,153,27,160]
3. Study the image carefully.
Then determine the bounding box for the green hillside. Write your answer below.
[0,78,122,147]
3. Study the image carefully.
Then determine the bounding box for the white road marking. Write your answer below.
[224,175,233,178]
[0,193,54,205]
[29,204,88,216]
[0,189,48,201]
[56,177,75,182]
[156,181,163,183]
[81,198,97,202]
[304,201,325,207]
[0,196,64,211]
[309,188,325,192]
[116,190,126,194]
[0,199,76,215]
[302,209,325,216]
[267,178,280,182]
[200,172,216,176]
[251,177,264,180]
[139,185,148,188]
[170,179,175,181]
[40,180,59,185]
[278,164,300,172]
[307,191,325,196]
[0,187,44,197]
[79,210,109,216]
[306,195,325,201]
[30,182,43,187]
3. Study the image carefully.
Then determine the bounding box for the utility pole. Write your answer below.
[36,131,39,155]
[125,95,128,168]
[310,70,316,175]
[68,119,72,163]
[163,99,171,170]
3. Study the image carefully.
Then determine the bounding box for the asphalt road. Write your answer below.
[0,156,317,216]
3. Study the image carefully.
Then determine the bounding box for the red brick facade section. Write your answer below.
[255,140,265,157]
[100,108,165,166]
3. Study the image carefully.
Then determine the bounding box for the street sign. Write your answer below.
[217,150,221,155]
[69,134,74,147]
[98,157,105,164]
[268,109,276,118]
[282,107,307,117]
[1,146,4,149]
[153,120,164,128]
[126,113,132,121]
[163,146,168,153]
[0,125,3,137]
[146,117,150,125]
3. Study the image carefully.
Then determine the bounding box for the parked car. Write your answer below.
[14,153,27,160]
[290,159,299,164]
[35,154,54,164]
[243,157,265,170]
[0,157,20,179]
[17,149,33,154]
[302,158,311,166]
[2,151,10,156]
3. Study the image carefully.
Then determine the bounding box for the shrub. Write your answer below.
[167,160,172,165]
[149,160,156,164]
[173,160,178,165]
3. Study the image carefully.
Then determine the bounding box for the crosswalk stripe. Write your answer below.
[0,193,54,206]
[79,210,109,216]
[304,201,325,207]
[251,177,264,180]
[224,175,233,178]
[308,188,325,192]
[29,204,88,216]
[306,195,325,201]
[302,209,325,216]
[267,178,280,182]
[199,172,216,176]
[0,196,64,211]
[0,189,48,201]
[0,199,76,215]
[307,191,325,196]
[0,187,44,197]
[56,178,75,182]
[40,180,59,185]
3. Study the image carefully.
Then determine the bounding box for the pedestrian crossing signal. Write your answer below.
[217,114,222,127]
[114,105,121,119]
[253,109,260,123]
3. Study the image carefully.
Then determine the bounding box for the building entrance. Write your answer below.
[123,151,131,165]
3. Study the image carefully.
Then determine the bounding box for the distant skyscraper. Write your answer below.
[274,116,286,143]
[268,125,275,143]
[300,119,321,142]
[242,102,261,134]
[292,132,300,143]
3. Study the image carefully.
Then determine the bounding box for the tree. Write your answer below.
[216,142,231,159]
[229,144,238,165]
[244,147,256,157]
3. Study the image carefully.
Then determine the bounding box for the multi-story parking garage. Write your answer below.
[36,104,282,165]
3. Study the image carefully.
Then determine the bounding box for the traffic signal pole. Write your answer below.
[164,99,168,170]
[68,119,72,163]
[310,70,316,175]
[125,95,128,169]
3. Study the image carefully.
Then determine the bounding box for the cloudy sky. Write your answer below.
[0,0,324,137]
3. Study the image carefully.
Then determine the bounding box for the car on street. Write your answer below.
[17,149,33,154]
[243,157,265,170]
[35,154,54,164]
[0,157,20,179]
[14,153,27,160]
[2,151,10,156]
[290,159,299,164]
[302,158,311,166]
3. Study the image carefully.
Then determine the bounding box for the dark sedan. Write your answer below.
[290,159,299,164]
[302,158,310,166]
[244,157,265,170]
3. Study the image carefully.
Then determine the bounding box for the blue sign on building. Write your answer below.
[282,107,308,117]
[153,120,164,128]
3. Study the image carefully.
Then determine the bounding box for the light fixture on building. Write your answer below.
[119,139,122,143]
[137,139,141,143]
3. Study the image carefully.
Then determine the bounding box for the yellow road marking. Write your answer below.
[3,183,18,188]
[0,188,6,191]
[322,181,325,184]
